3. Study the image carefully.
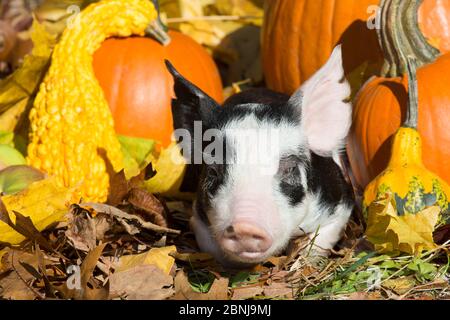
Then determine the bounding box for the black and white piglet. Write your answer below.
[166,45,354,267]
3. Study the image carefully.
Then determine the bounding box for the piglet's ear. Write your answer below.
[288,45,351,156]
[165,60,220,130]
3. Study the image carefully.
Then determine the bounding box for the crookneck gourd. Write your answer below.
[27,0,167,202]
[363,55,450,225]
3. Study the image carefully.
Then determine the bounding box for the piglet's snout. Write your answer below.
[220,222,272,259]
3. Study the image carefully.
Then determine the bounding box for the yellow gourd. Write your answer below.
[27,0,166,202]
[363,57,450,225]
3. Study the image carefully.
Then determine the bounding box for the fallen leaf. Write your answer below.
[171,251,215,268]
[144,142,191,199]
[35,245,56,298]
[109,264,174,300]
[79,203,180,235]
[262,282,293,299]
[0,165,45,195]
[94,214,114,241]
[114,246,177,275]
[118,135,155,179]
[365,194,439,255]
[0,249,41,300]
[58,243,108,300]
[0,249,7,272]
[264,256,286,269]
[0,20,57,139]
[347,292,382,300]
[382,277,416,295]
[35,1,99,35]
[0,144,26,169]
[433,224,450,245]
[1,208,54,252]
[65,207,97,252]
[161,0,263,48]
[173,271,228,300]
[207,0,264,24]
[231,286,263,300]
[128,188,167,227]
[106,169,128,207]
[0,178,77,245]
[270,271,290,282]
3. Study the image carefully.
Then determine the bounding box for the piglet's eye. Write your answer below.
[278,156,303,186]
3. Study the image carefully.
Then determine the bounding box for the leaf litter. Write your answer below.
[0,170,449,301]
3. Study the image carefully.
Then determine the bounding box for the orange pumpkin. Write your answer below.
[418,0,450,53]
[262,0,450,95]
[347,0,450,189]
[93,30,223,148]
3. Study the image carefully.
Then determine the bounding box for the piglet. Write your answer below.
[166,45,354,267]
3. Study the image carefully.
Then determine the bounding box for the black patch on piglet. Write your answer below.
[216,89,299,128]
[280,182,305,207]
[308,153,354,211]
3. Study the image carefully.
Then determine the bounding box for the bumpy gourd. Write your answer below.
[27,0,160,202]
[363,57,450,226]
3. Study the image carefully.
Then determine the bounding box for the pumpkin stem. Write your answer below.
[378,0,440,77]
[146,0,171,46]
[403,57,419,129]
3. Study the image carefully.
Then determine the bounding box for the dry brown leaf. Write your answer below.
[0,249,40,300]
[231,286,263,300]
[263,282,294,299]
[58,243,108,300]
[106,169,128,207]
[128,188,167,227]
[109,264,174,300]
[65,208,96,252]
[94,214,114,241]
[173,271,228,300]
[79,203,180,235]
[433,223,450,244]
[347,292,382,300]
[171,252,214,264]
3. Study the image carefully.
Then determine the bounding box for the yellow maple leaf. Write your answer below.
[115,246,177,275]
[144,142,193,199]
[0,178,79,245]
[365,194,439,255]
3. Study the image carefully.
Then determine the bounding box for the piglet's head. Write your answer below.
[166,46,351,265]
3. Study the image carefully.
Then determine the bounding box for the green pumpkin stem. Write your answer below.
[378,0,440,78]
[403,57,419,129]
[145,0,171,46]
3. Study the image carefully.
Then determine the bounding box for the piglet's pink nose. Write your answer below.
[220,222,272,257]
